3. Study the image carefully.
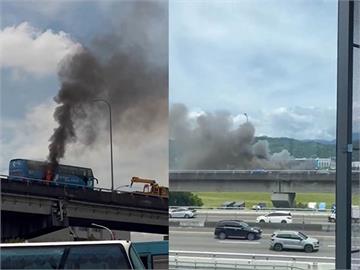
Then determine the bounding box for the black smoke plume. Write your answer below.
[48,2,167,165]
[170,103,293,170]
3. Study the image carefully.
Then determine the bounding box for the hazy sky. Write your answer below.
[0,1,168,187]
[0,0,349,179]
[170,0,338,141]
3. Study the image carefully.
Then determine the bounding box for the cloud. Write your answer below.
[251,106,336,140]
[1,102,168,187]
[0,22,81,76]
[170,0,337,114]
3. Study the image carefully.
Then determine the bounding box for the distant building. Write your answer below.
[288,157,335,170]
[315,158,333,170]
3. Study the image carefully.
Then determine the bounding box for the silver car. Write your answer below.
[169,207,196,218]
[270,231,319,253]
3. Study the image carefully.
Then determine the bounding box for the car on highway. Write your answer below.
[256,211,292,224]
[328,211,336,222]
[270,231,319,253]
[214,220,262,240]
[169,207,196,218]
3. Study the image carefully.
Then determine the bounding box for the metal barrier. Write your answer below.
[0,174,141,196]
[169,250,336,270]
[169,255,335,270]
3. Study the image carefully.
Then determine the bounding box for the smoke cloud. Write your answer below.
[170,103,295,170]
[48,2,168,170]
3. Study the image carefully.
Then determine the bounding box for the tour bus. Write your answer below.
[0,240,145,269]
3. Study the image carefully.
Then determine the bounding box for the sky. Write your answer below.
[0,0,168,187]
[0,0,355,179]
[169,0,339,141]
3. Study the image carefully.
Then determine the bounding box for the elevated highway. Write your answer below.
[169,170,360,193]
[1,177,168,240]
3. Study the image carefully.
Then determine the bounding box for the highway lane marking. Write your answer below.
[217,241,260,244]
[170,230,336,239]
[170,231,213,235]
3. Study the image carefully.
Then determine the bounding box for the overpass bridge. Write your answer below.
[1,177,168,241]
[169,170,360,193]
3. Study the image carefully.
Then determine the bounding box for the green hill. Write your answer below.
[255,136,336,158]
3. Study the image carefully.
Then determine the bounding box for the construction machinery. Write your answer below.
[130,177,169,198]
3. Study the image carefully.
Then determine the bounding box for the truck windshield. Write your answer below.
[1,246,65,269]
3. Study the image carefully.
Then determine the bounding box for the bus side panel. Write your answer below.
[54,174,87,188]
[8,159,29,179]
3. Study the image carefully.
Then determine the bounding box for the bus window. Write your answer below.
[129,245,146,269]
[63,244,131,269]
[1,246,65,269]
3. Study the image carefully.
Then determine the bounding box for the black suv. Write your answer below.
[214,220,262,240]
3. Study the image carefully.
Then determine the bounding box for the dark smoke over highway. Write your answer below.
[48,2,167,165]
[170,103,294,170]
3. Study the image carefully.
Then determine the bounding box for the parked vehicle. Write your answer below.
[0,240,145,269]
[169,207,196,218]
[214,220,262,240]
[256,211,292,224]
[220,201,236,208]
[232,201,245,209]
[270,231,319,253]
[252,202,267,210]
[220,201,245,209]
[130,177,168,198]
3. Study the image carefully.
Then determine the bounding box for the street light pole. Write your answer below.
[91,223,115,240]
[93,99,114,192]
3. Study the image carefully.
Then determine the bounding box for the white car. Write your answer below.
[169,207,196,218]
[256,211,292,224]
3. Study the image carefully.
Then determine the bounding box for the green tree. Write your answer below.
[169,192,203,206]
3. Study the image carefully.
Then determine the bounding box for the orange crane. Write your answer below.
[130,177,168,198]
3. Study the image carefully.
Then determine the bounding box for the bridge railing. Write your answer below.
[170,169,340,175]
[170,169,360,174]
[0,174,157,197]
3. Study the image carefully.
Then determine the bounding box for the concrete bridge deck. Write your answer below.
[169,170,360,193]
[1,178,168,240]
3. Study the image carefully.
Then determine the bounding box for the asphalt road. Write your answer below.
[169,227,336,264]
[171,210,331,224]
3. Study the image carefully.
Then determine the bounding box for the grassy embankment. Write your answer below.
[193,192,358,208]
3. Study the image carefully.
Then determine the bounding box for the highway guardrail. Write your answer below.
[169,250,336,270]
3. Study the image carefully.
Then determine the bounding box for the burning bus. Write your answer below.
[8,159,97,188]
